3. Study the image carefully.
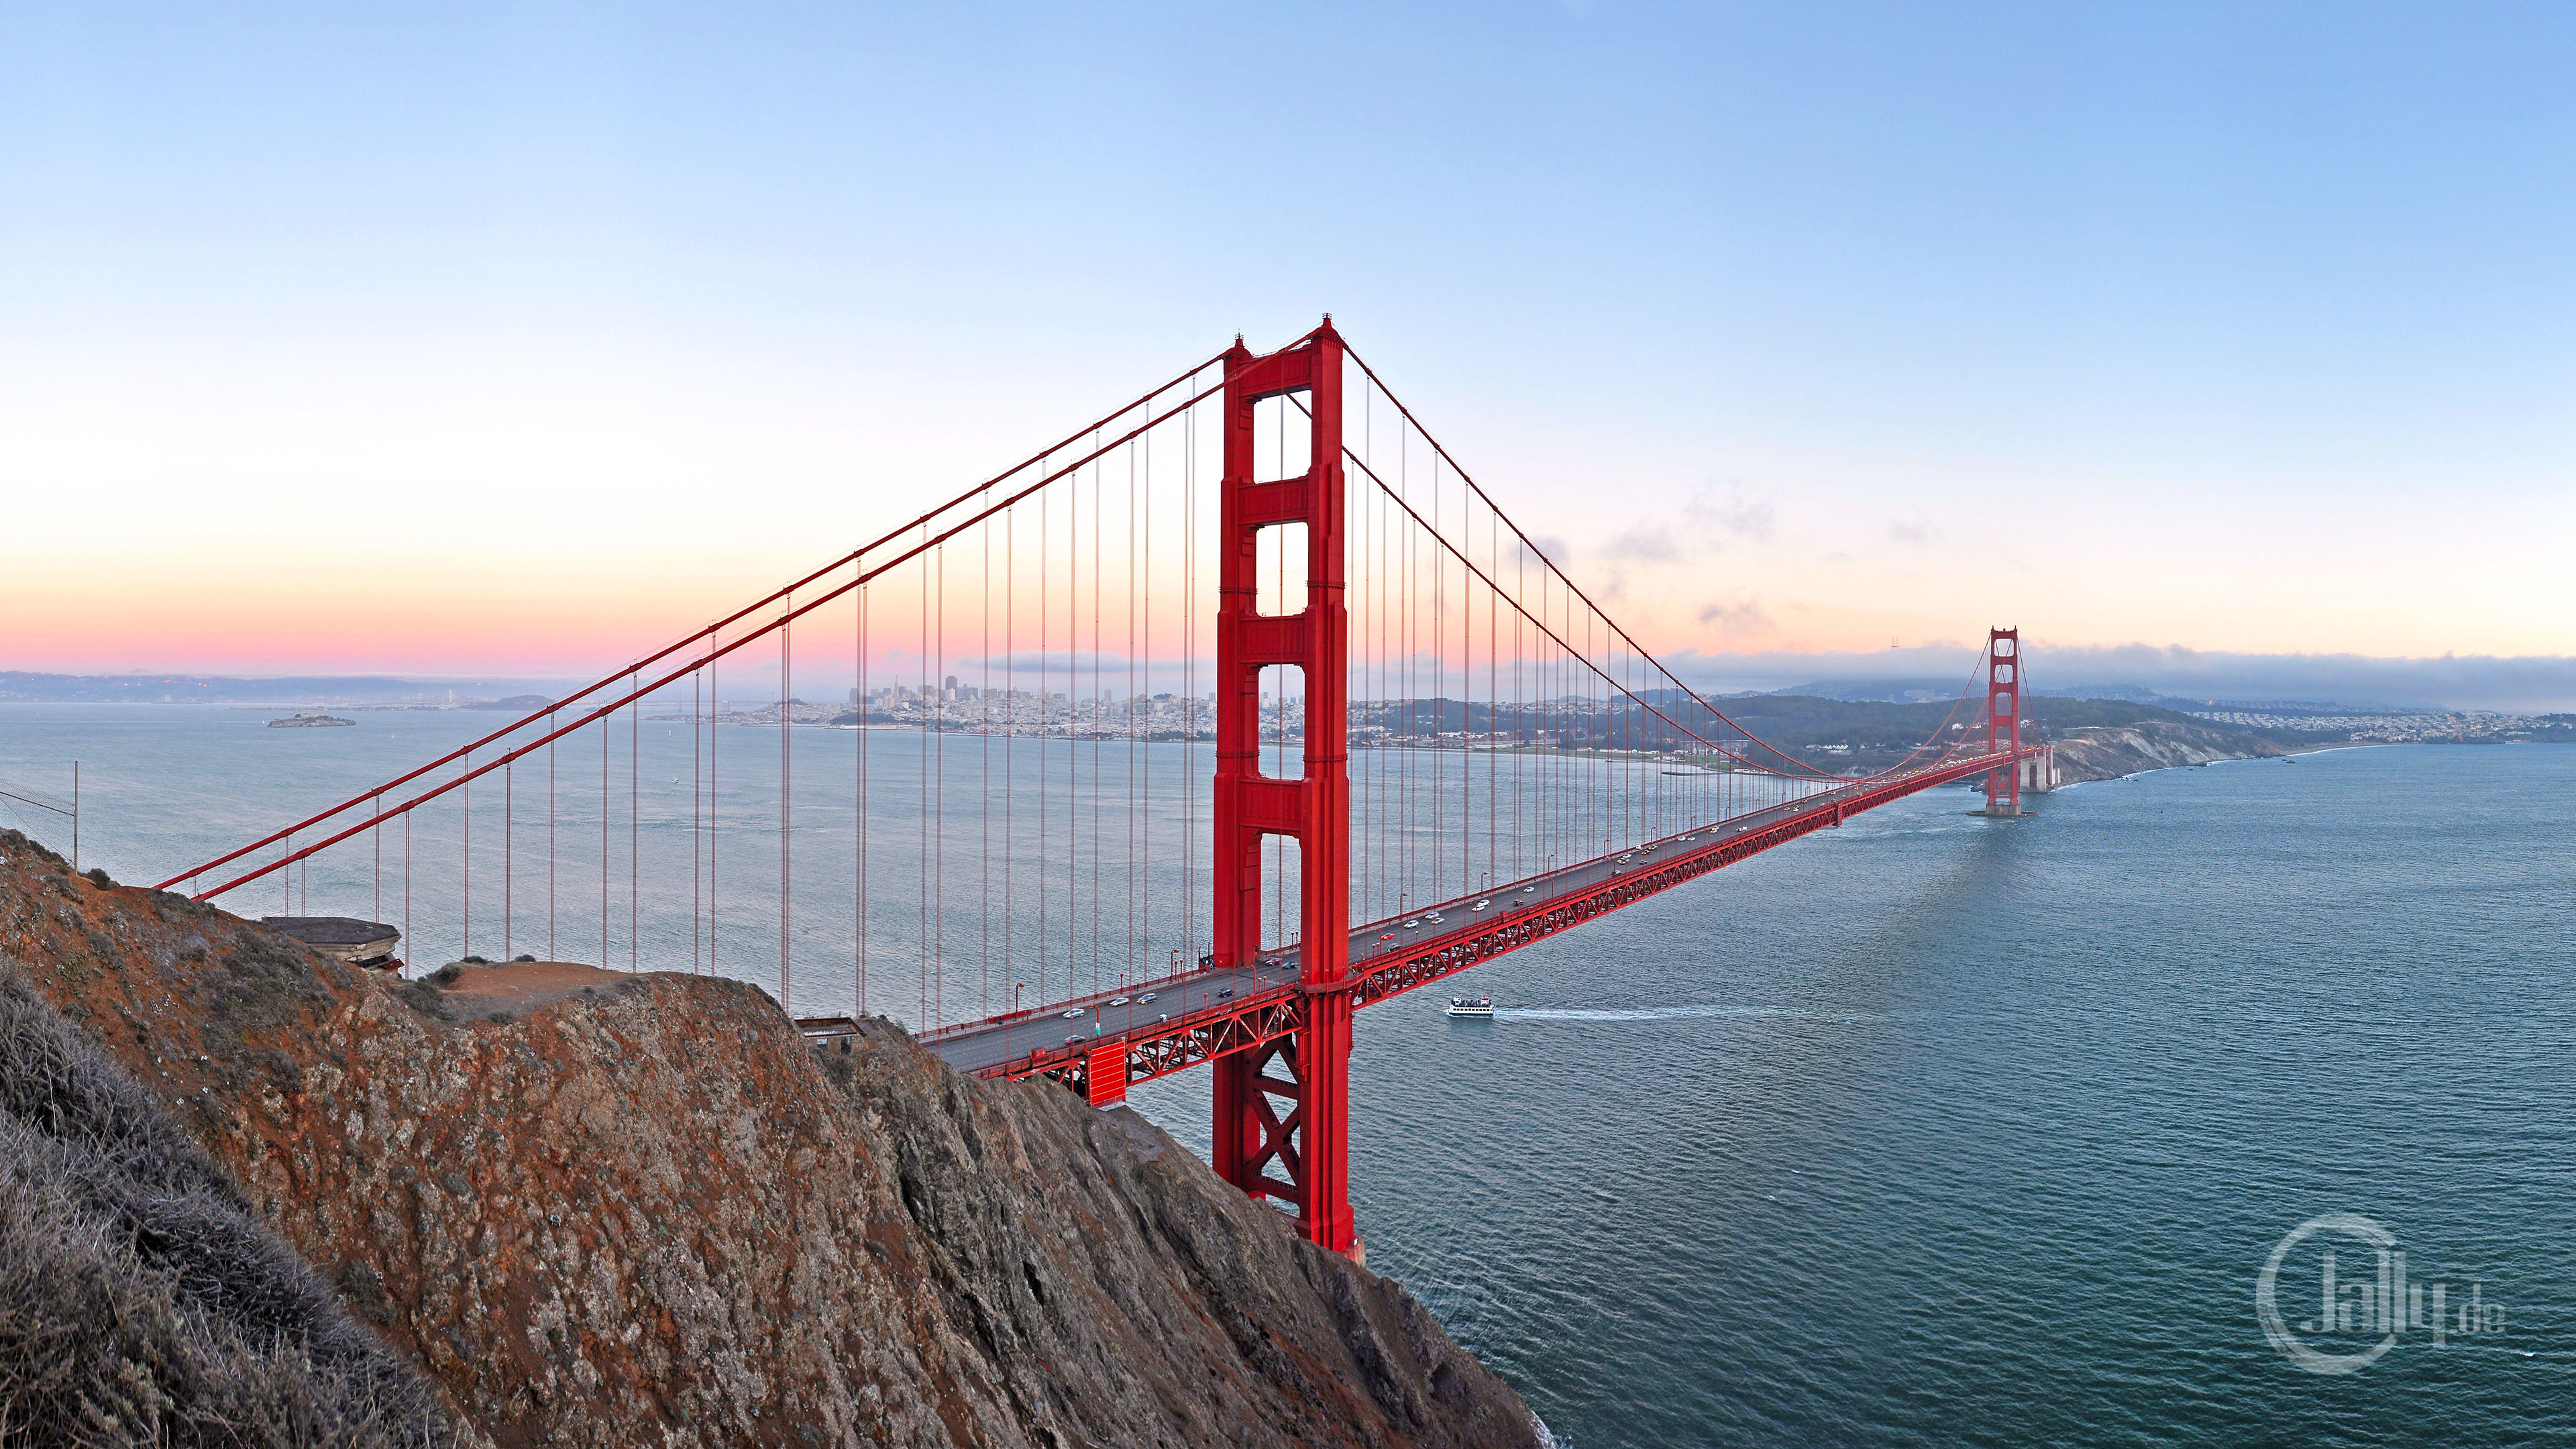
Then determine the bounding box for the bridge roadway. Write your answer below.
[798,747,2031,1095]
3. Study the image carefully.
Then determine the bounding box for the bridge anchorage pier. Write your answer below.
[1209,321,1361,1258]
[1984,627,2024,817]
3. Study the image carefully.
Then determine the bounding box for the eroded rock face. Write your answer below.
[2045,720,2287,784]
[0,833,1538,1449]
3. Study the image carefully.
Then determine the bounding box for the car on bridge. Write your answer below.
[1061,1008,1085,1020]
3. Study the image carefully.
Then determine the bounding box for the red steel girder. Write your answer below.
[1346,753,2015,1009]
[977,986,1305,1097]
[951,747,2034,1095]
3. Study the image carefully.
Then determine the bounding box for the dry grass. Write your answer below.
[0,965,455,1447]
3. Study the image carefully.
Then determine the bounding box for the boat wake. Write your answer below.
[1494,1004,1807,1024]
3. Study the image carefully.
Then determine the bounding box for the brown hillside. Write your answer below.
[2045,719,2288,784]
[0,831,1540,1449]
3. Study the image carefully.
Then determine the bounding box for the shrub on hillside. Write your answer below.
[0,965,455,1446]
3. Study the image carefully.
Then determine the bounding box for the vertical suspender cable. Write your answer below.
[920,525,931,1028]
[1062,461,1074,993]
[1003,502,1013,1010]
[710,654,718,974]
[857,576,869,1014]
[460,757,469,959]
[504,761,513,960]
[1138,414,1150,985]
[601,704,609,969]
[1038,470,1049,1008]
[1182,403,1197,974]
[1128,427,1138,991]
[549,712,558,961]
[1092,443,1103,988]
[779,625,789,1002]
[983,495,993,1020]
[694,673,702,973]
[934,544,945,1026]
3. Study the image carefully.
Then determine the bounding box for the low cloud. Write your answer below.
[2034,645,2576,712]
[1593,486,1777,574]
[1695,597,1773,637]
[1684,488,1776,543]
[1656,643,2576,712]
[1513,535,1571,570]
[1888,518,1935,545]
[1602,525,1682,564]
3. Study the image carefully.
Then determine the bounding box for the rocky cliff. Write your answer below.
[2043,719,2290,784]
[0,830,1540,1449]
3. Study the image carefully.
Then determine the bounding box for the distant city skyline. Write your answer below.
[13,635,2576,714]
[8,5,2573,688]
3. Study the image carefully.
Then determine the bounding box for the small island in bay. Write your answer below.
[266,712,356,728]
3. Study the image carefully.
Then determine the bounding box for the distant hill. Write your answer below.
[1770,678,1984,704]
[1756,678,2451,715]
[1552,692,2326,777]
[2046,683,2447,714]
[0,672,581,705]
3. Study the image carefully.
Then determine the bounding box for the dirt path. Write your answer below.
[433,959,654,1015]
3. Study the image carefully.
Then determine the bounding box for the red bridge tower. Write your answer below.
[1986,627,2022,816]
[1210,323,1359,1256]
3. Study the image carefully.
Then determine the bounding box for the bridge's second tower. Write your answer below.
[1210,323,1358,1256]
[1986,627,2022,816]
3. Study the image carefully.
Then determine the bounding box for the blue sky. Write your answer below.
[6,3,2573,695]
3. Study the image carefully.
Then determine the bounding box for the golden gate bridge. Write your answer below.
[160,321,2045,1258]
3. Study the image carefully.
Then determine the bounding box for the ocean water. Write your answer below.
[0,703,1801,1030]
[8,708,2573,1444]
[1260,743,2575,1447]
